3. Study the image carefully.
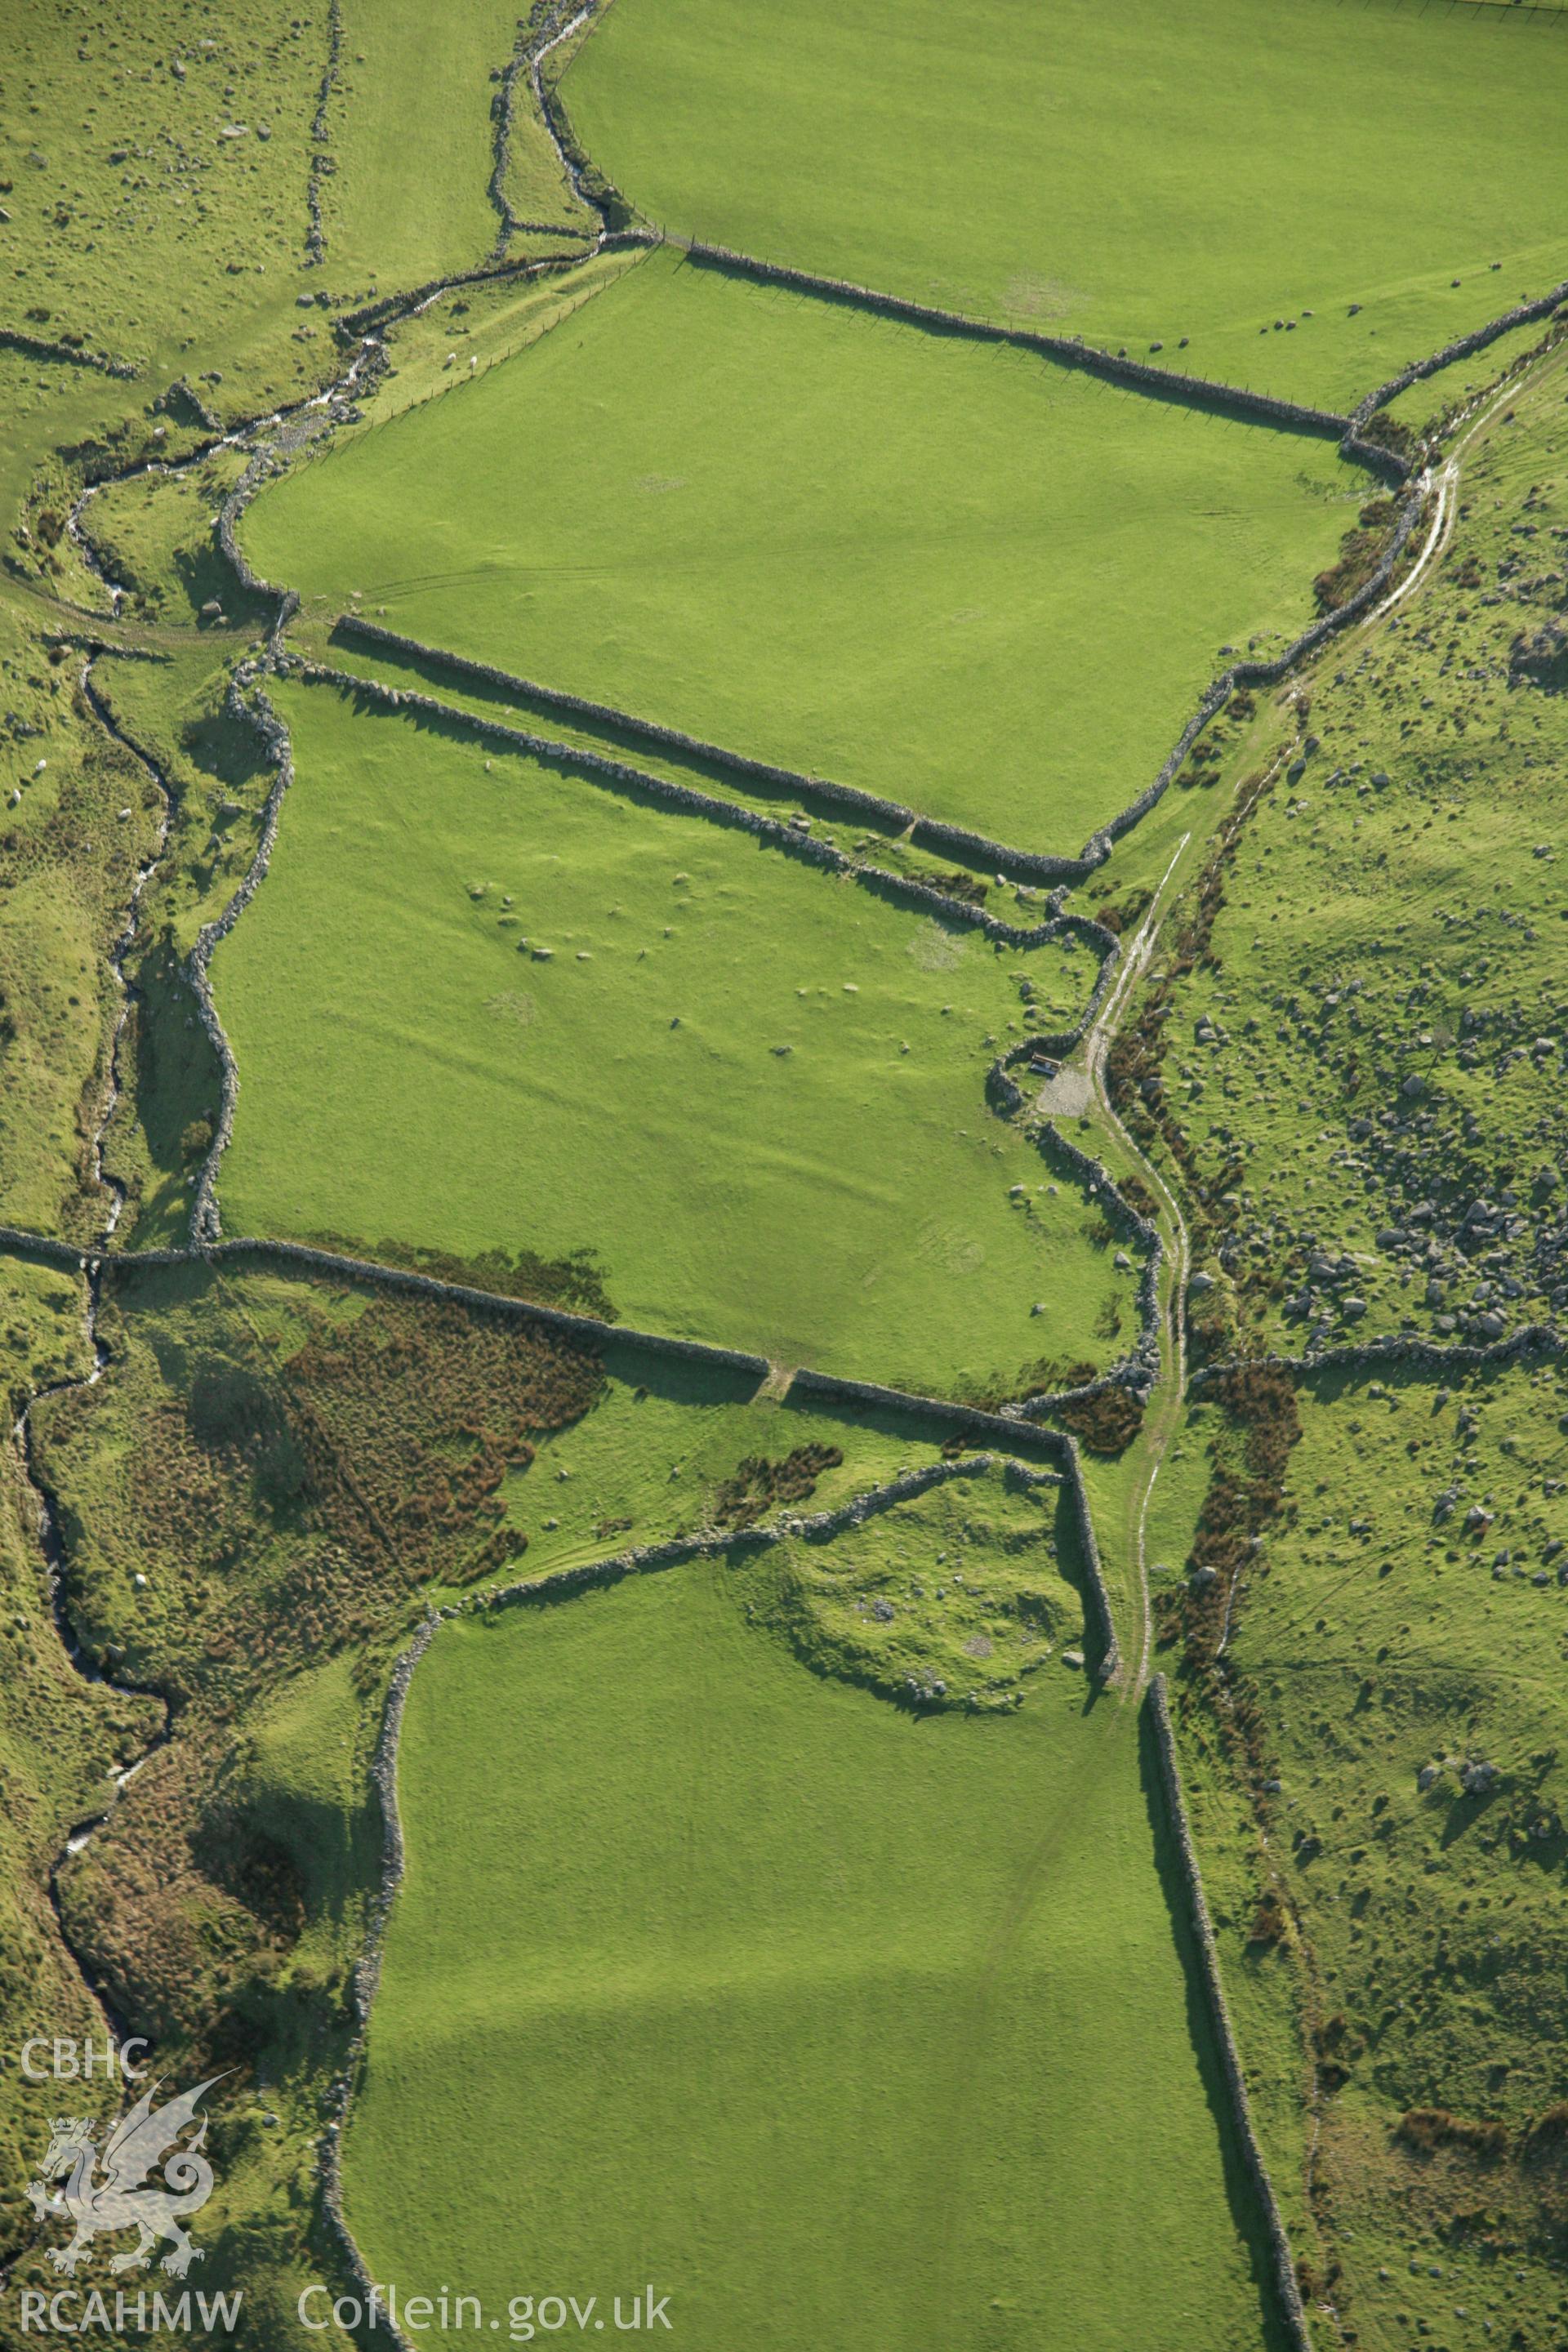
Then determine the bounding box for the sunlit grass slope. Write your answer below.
[1182,1361,1568,2349]
[212,680,1128,1395]
[319,0,592,288]
[243,247,1361,853]
[565,0,1568,408]
[345,1542,1267,2352]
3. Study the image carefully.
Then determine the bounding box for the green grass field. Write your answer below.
[318,0,592,290]
[501,1342,956,1578]
[565,0,1568,409]
[243,245,1363,855]
[210,678,1129,1395]
[344,1514,1271,2352]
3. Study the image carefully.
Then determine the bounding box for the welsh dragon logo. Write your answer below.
[27,2076,225,2278]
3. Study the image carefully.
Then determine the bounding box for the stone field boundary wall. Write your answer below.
[37,32,1568,2352]
[305,0,343,265]
[294,653,1103,951]
[185,678,295,1245]
[0,1215,1125,1682]
[318,1606,440,2345]
[680,240,1355,443]
[1352,276,1568,430]
[1148,1674,1314,2352]
[0,326,137,380]
[319,1446,1083,2352]
[332,612,1098,886]
[1192,1321,1566,1392]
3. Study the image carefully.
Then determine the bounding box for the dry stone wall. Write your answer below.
[318,1446,1085,2345]
[1353,275,1568,431]
[318,1606,440,2352]
[334,238,630,341]
[1088,483,1425,863]
[185,680,295,1245]
[681,241,1352,443]
[305,0,342,265]
[295,657,1093,951]
[529,1,628,229]
[1148,1674,1313,2352]
[0,326,136,380]
[1192,1321,1565,1393]
[786,1369,1120,1678]
[332,615,1082,884]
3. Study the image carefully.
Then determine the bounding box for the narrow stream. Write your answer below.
[9,656,183,2038]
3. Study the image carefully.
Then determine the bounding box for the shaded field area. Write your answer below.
[1164,1361,1568,2351]
[565,0,1568,408]
[209,679,1129,1396]
[345,1502,1271,2351]
[243,247,1363,854]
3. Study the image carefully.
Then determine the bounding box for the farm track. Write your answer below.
[1080,836,1195,1698]
[8,20,1568,2339]
[13,0,1560,1825]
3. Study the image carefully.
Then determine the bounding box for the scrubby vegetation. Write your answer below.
[4,0,1567,2343]
[1168,1362,1568,2349]
[1111,339,1568,1359]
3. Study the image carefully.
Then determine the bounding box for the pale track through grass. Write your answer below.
[1079,835,1192,1696]
[1072,330,1550,1697]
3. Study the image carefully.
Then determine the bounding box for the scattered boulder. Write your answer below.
[1509,621,1567,688]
